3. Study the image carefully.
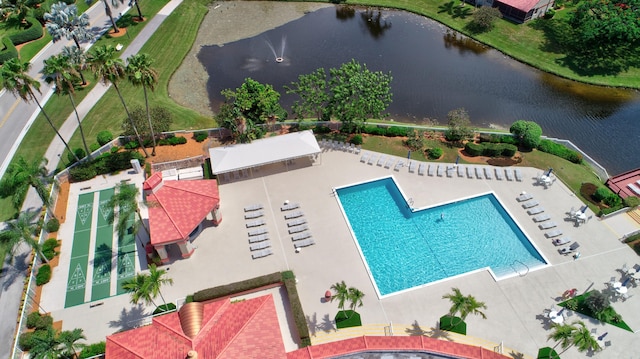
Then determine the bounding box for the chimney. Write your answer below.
[186,351,198,359]
[142,172,164,196]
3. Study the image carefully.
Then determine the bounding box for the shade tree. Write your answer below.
[44,2,94,49]
[509,120,542,149]
[285,68,328,120]
[0,210,49,264]
[444,108,474,142]
[126,53,159,155]
[0,156,51,212]
[441,287,487,329]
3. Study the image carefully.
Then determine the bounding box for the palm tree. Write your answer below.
[442,287,487,327]
[61,45,89,86]
[347,286,365,318]
[0,156,51,212]
[0,58,80,162]
[0,210,49,264]
[58,328,86,359]
[86,0,121,33]
[0,0,34,26]
[147,264,173,307]
[128,0,143,21]
[88,45,150,157]
[122,272,157,306]
[107,183,149,244]
[547,321,578,352]
[29,326,62,359]
[571,321,601,353]
[330,280,349,318]
[43,54,91,159]
[126,53,159,155]
[44,2,93,49]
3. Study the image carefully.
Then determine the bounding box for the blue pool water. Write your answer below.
[336,178,546,296]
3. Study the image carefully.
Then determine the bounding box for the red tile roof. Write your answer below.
[144,174,220,245]
[606,167,640,199]
[106,295,286,359]
[497,0,541,12]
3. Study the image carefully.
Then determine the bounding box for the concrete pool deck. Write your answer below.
[43,149,640,358]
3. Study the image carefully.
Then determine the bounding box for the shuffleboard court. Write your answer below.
[116,213,137,295]
[65,192,94,308]
[91,188,115,301]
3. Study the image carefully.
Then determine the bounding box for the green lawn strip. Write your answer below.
[559,291,633,332]
[91,188,114,301]
[65,192,94,308]
[335,310,362,329]
[116,213,136,295]
[439,314,467,335]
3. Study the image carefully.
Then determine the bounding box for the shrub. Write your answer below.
[500,144,518,157]
[89,143,101,152]
[97,131,114,146]
[464,142,484,156]
[482,143,502,157]
[624,196,640,208]
[499,135,519,145]
[537,139,582,164]
[26,312,53,330]
[593,187,611,202]
[45,218,60,233]
[544,9,556,19]
[584,290,610,316]
[42,238,59,260]
[69,164,97,182]
[193,131,208,142]
[428,147,443,160]
[36,264,52,286]
[193,272,282,302]
[510,120,542,149]
[363,125,387,136]
[313,125,332,134]
[79,342,106,359]
[0,37,18,65]
[111,146,120,153]
[385,126,409,137]
[8,17,43,45]
[282,271,310,347]
[124,140,140,150]
[153,302,176,315]
[350,134,363,145]
[168,136,187,145]
[603,194,622,208]
[67,148,86,164]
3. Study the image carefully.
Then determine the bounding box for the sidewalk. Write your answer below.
[0,1,183,357]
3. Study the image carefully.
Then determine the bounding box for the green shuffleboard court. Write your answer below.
[91,188,115,301]
[65,192,94,308]
[116,212,137,295]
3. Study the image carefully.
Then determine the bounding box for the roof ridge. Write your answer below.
[152,192,188,239]
[214,296,270,358]
[192,299,231,348]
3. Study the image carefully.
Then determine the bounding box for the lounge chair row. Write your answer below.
[518,195,570,248]
[282,203,316,250]
[243,204,272,259]
[320,139,361,154]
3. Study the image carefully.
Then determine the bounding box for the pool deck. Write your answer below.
[43,149,640,358]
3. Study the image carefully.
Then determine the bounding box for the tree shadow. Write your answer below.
[320,313,336,332]
[360,8,392,39]
[92,243,113,277]
[1,251,30,291]
[452,6,473,19]
[405,320,428,336]
[306,312,318,336]
[438,1,457,15]
[108,304,148,331]
[509,350,526,359]
[404,320,453,340]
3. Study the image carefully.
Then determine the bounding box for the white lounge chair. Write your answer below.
[494,168,503,180]
[517,193,533,202]
[244,211,264,219]
[348,143,355,153]
[559,242,580,255]
[484,167,493,179]
[248,228,268,237]
[244,203,263,212]
[281,202,300,211]
[475,166,483,179]
[418,163,426,176]
[354,146,361,155]
[248,233,269,243]
[252,248,273,259]
[246,219,266,228]
[294,238,316,248]
[360,152,369,163]
[409,161,417,173]
[428,164,435,176]
[287,218,307,227]
[394,160,405,171]
[437,165,444,177]
[292,232,312,241]
[514,169,523,181]
[446,166,454,177]
[284,210,304,220]
[539,221,557,230]
[377,155,386,166]
[466,166,473,179]
[505,169,514,181]
[545,229,563,238]
[457,165,464,177]
[552,237,571,246]
[250,241,271,251]
[527,207,544,215]
[533,213,551,222]
[368,154,377,165]
[384,158,394,169]
[522,200,539,209]
[288,225,309,234]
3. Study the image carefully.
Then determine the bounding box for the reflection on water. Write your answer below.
[198,6,640,174]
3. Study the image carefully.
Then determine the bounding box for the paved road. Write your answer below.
[0,0,183,357]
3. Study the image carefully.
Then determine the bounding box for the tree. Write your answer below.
[0,0,35,26]
[510,120,542,149]
[0,156,51,212]
[121,106,173,138]
[29,326,62,359]
[330,280,349,315]
[128,0,143,21]
[122,264,173,308]
[61,45,89,86]
[571,321,601,353]
[285,68,328,120]
[583,290,610,318]
[347,287,365,313]
[0,210,49,264]
[327,59,393,133]
[126,53,159,155]
[43,53,91,159]
[86,0,122,33]
[44,2,93,49]
[147,264,174,307]
[442,287,487,325]
[444,108,474,142]
[107,183,149,244]
[88,45,150,157]
[58,328,86,359]
[0,58,80,163]
[467,6,502,33]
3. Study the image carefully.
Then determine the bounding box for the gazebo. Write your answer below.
[143,172,221,263]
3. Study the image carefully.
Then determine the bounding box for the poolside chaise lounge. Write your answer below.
[558,242,580,255]
[495,168,503,180]
[252,248,273,259]
[349,143,355,153]
[281,202,300,211]
[446,166,454,177]
[288,225,309,234]
[354,145,361,155]
[248,233,269,243]
[284,210,304,220]
[457,165,464,177]
[466,166,474,179]
[418,163,426,176]
[394,160,405,171]
[539,221,557,230]
[384,157,395,169]
[409,161,417,173]
[628,183,640,196]
[505,169,514,181]
[377,155,386,166]
[533,213,551,222]
[437,165,444,177]
[292,232,312,241]
[552,237,571,246]
[287,218,307,227]
[368,154,377,165]
[246,219,266,228]
[244,211,264,220]
[527,207,544,215]
[250,241,271,251]
[484,167,493,179]
[517,193,533,202]
[545,229,563,238]
[428,164,435,176]
[360,152,369,163]
[514,169,523,181]
[475,166,483,179]
[244,204,263,212]
[522,200,539,209]
[294,238,316,249]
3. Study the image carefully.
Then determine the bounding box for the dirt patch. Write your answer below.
[53,180,70,224]
[135,133,209,164]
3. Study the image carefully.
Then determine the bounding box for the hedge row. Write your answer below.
[36,264,51,286]
[69,150,145,182]
[464,142,517,157]
[79,342,106,358]
[478,133,519,145]
[26,312,53,330]
[123,135,187,149]
[537,139,583,164]
[8,17,43,45]
[42,238,59,261]
[363,125,410,137]
[0,37,18,65]
[282,271,310,347]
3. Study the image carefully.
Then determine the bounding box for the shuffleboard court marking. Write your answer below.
[91,188,115,301]
[65,192,95,308]
[67,263,87,292]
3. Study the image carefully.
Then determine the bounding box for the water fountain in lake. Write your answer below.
[266,36,286,63]
[241,36,288,72]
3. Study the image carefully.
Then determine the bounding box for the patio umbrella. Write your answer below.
[598,332,608,341]
[581,205,588,213]
[547,168,553,176]
[537,347,560,359]
[455,155,460,166]
[622,277,631,287]
[407,150,411,159]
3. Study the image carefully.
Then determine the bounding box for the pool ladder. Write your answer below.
[511,260,530,277]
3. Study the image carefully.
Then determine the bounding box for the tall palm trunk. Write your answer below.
[71,34,81,50]
[142,85,157,155]
[68,94,91,160]
[29,88,80,163]
[133,0,143,20]
[102,0,119,33]
[112,82,150,157]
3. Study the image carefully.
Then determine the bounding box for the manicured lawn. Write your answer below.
[559,291,633,332]
[440,315,467,335]
[335,310,362,328]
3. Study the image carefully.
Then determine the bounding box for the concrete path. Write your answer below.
[0,1,183,357]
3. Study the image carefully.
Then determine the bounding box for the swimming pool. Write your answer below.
[336,177,547,297]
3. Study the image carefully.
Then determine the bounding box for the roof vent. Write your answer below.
[186,350,198,359]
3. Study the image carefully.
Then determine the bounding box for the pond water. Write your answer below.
[198,6,640,174]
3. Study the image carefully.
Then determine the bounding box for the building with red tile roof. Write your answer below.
[606,167,640,199]
[492,0,554,23]
[143,172,221,262]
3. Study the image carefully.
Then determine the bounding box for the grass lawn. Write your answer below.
[335,310,362,329]
[439,315,467,335]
